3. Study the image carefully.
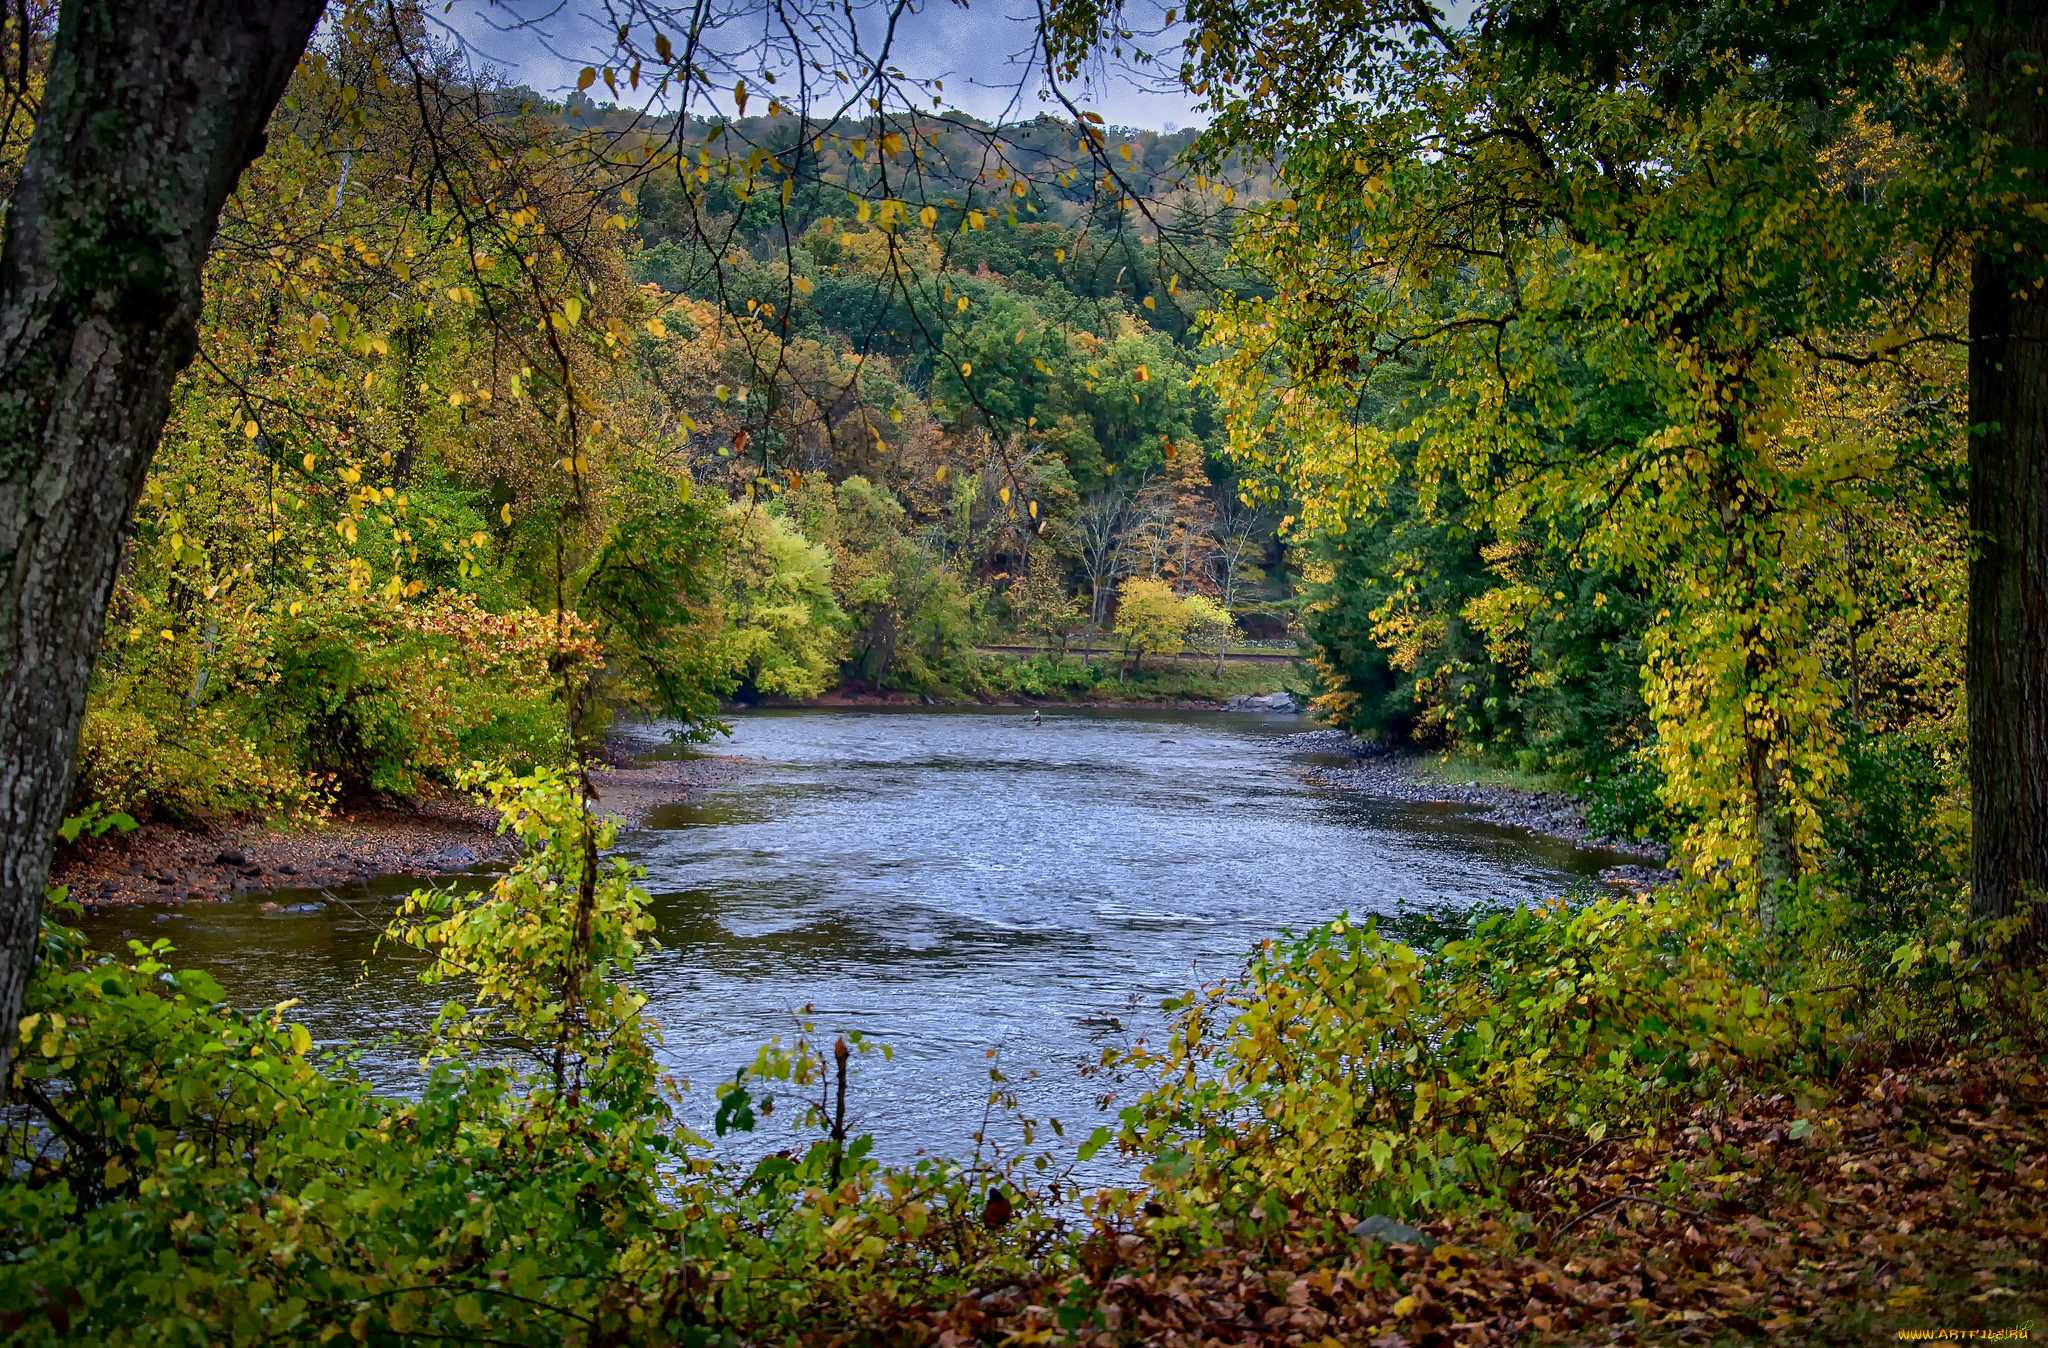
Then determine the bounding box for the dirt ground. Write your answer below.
[53,749,754,913]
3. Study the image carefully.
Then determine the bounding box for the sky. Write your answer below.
[439,0,1207,130]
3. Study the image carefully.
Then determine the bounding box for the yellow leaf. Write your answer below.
[1143,295,1156,310]
[919,205,938,228]
[1393,1295,1417,1318]
[968,210,985,230]
[959,362,972,377]
[1054,248,1065,262]
[1120,143,1133,161]
[563,295,582,327]
[500,504,513,525]
[999,486,1010,504]
[935,465,948,483]
[1029,499,1038,518]
[243,420,259,439]
[1134,365,1150,381]
[646,317,667,336]
[578,67,596,91]
[793,275,813,295]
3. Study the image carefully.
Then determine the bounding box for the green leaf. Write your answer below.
[1077,1126,1111,1161]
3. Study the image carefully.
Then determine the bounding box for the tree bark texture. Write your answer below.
[0,0,323,1091]
[1967,15,2048,949]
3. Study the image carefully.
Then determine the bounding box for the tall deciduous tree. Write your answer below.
[1486,1,2048,946]
[1960,12,2048,947]
[0,0,324,1087]
[1049,0,2048,941]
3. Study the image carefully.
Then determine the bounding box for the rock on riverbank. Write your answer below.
[1224,691,1303,713]
[52,792,518,912]
[588,739,754,826]
[1276,730,1673,882]
[56,731,754,911]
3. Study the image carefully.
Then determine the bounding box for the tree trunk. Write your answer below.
[0,0,324,1092]
[1750,739,1798,934]
[1967,17,2048,953]
[392,320,426,490]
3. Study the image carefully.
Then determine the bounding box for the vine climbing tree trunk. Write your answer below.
[0,0,324,1092]
[1967,15,2048,956]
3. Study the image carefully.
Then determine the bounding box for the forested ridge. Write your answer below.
[76,14,1287,825]
[2,0,2047,1343]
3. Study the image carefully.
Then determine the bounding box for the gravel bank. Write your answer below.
[588,752,753,825]
[55,731,756,912]
[1273,730,1675,889]
[52,792,517,913]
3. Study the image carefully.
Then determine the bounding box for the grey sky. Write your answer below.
[441,0,1205,130]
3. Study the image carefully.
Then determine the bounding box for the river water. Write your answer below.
[78,707,1625,1168]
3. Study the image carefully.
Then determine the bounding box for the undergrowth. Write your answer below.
[4,775,2043,1344]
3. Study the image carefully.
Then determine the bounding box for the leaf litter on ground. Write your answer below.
[885,1057,2048,1346]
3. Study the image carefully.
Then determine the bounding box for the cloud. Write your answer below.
[437,0,1203,130]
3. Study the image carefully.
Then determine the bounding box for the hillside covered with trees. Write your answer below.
[71,11,1287,825]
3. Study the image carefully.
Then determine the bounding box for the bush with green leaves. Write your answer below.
[985,654,1100,696]
[1578,740,1687,846]
[1105,893,1857,1226]
[2,774,1091,1345]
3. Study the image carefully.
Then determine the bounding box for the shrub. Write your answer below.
[77,593,589,816]
[1818,729,1968,941]
[4,775,1084,1345]
[1579,740,1685,845]
[1109,894,1851,1222]
[73,704,333,822]
[987,654,1099,696]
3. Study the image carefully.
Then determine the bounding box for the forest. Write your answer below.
[62,14,1291,828]
[2,0,2046,1343]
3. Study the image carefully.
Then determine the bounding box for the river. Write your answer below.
[78,707,1629,1170]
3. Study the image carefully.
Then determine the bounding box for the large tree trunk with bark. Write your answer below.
[1967,17,2048,952]
[0,0,323,1091]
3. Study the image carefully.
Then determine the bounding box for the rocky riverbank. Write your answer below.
[1277,729,1675,886]
[590,727,755,825]
[55,732,754,911]
[51,793,517,912]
